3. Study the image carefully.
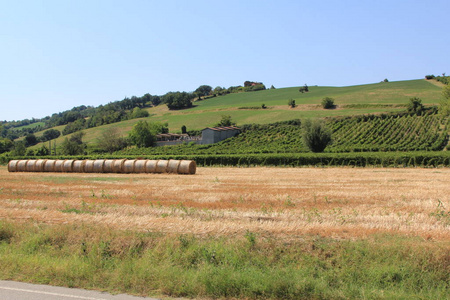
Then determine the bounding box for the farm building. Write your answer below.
[201,126,240,145]
[156,133,200,146]
[155,126,240,146]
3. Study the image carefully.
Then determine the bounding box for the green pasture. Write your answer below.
[26,79,443,149]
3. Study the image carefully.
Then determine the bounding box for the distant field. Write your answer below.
[26,79,443,149]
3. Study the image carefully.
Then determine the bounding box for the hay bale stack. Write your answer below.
[145,160,158,173]
[16,160,29,172]
[35,159,47,172]
[167,160,182,173]
[84,160,95,173]
[63,160,75,172]
[8,160,19,172]
[123,160,136,173]
[93,160,105,173]
[103,160,115,173]
[72,160,85,173]
[155,160,169,173]
[7,159,196,174]
[54,160,65,172]
[134,160,147,173]
[113,159,126,173]
[44,160,56,172]
[25,160,37,172]
[178,160,197,174]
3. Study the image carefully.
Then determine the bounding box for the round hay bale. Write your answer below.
[145,160,158,173]
[54,160,65,172]
[93,160,105,173]
[103,160,115,173]
[44,160,57,172]
[26,160,37,172]
[134,160,147,173]
[167,160,182,174]
[8,160,19,172]
[84,160,95,173]
[123,160,136,173]
[63,160,75,172]
[16,160,29,172]
[112,159,127,173]
[178,160,197,175]
[72,160,86,173]
[35,159,47,172]
[155,160,169,173]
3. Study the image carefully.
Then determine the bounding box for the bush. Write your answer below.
[321,97,335,109]
[407,97,425,115]
[302,119,332,153]
[288,99,296,108]
[425,75,435,80]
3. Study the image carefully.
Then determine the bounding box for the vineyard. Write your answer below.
[116,111,449,156]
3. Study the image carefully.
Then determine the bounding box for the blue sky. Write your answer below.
[1,0,449,121]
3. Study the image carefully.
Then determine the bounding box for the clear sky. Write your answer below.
[1,0,449,121]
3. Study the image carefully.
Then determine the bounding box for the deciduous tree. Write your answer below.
[302,119,332,152]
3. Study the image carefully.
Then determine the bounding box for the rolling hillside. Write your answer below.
[25,79,445,150]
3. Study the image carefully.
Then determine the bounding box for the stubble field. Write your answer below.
[1,166,449,240]
[1,166,449,299]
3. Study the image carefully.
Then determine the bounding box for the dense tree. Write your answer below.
[407,97,425,115]
[128,121,156,148]
[163,92,194,110]
[62,119,86,135]
[302,119,332,153]
[35,144,50,156]
[215,115,236,127]
[12,141,26,156]
[25,133,38,147]
[150,95,161,106]
[213,86,225,95]
[41,129,61,141]
[129,107,149,119]
[0,138,13,154]
[195,85,213,97]
[97,127,128,153]
[60,131,86,155]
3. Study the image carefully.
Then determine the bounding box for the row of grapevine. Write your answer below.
[3,152,450,167]
[113,112,447,156]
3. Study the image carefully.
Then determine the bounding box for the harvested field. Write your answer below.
[0,166,449,240]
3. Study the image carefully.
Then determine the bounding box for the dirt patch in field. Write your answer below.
[0,167,449,240]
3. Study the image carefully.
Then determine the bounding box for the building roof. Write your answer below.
[202,126,241,132]
[156,133,188,138]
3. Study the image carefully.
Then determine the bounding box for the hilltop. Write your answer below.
[1,78,447,156]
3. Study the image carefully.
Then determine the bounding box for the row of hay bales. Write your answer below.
[8,159,196,174]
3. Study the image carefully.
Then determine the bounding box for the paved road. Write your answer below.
[0,280,160,300]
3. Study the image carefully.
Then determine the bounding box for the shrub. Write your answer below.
[407,97,425,115]
[299,84,309,93]
[321,97,335,109]
[288,99,296,108]
[425,75,435,80]
[302,119,332,153]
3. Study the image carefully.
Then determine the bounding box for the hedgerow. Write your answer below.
[3,152,449,167]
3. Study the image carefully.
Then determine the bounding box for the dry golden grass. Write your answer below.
[0,166,449,240]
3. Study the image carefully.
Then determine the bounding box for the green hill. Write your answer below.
[27,79,444,150]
